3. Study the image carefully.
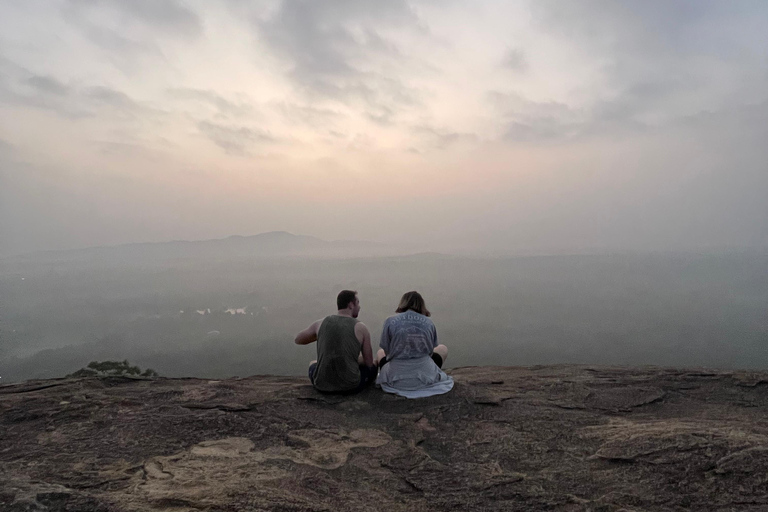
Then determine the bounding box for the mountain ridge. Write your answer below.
[5,231,387,262]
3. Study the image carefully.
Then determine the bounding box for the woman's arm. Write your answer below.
[379,320,391,355]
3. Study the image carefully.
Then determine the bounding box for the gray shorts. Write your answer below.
[308,363,377,394]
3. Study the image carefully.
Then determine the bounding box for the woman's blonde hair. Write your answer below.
[395,291,430,317]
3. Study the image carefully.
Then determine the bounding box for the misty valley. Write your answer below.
[1,249,767,383]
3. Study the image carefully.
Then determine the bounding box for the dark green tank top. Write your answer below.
[314,315,361,392]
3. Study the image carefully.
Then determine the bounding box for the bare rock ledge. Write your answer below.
[2,365,768,511]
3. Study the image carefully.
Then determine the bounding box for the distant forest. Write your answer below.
[1,250,767,383]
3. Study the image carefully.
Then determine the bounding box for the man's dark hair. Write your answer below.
[337,290,358,310]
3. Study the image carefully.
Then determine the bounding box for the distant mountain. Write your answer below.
[9,231,388,264]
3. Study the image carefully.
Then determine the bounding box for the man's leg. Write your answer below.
[308,360,318,384]
[349,354,377,392]
[432,344,448,368]
[352,363,377,392]
[356,352,377,384]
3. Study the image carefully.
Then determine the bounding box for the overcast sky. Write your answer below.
[1,0,767,256]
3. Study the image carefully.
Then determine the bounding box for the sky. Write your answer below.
[0,0,767,256]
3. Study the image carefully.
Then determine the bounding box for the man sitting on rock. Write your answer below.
[294,290,377,394]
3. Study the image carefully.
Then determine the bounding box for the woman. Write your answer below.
[376,291,454,398]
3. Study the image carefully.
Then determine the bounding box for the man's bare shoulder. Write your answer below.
[354,321,371,339]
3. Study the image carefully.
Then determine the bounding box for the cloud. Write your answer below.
[258,0,415,77]
[60,0,201,73]
[26,75,71,96]
[168,88,256,118]
[76,23,164,71]
[255,0,425,117]
[487,91,587,143]
[501,48,527,72]
[65,0,202,39]
[533,1,727,53]
[272,101,343,128]
[530,0,768,122]
[92,140,163,160]
[198,120,277,155]
[0,66,87,118]
[84,85,141,110]
[20,79,146,118]
[0,138,14,156]
[411,125,478,149]
[0,54,158,122]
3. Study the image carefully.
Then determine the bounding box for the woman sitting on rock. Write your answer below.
[375,291,454,398]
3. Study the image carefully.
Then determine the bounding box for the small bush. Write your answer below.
[67,360,159,378]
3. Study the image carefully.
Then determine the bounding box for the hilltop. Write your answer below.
[3,231,389,264]
[2,365,768,511]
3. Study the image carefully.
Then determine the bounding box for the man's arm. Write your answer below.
[356,322,375,367]
[294,320,322,345]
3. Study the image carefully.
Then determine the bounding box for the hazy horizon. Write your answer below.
[3,229,768,260]
[2,250,767,383]
[1,1,767,256]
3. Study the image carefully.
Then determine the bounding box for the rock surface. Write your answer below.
[2,365,768,511]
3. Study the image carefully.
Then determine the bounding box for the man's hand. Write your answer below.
[295,320,321,345]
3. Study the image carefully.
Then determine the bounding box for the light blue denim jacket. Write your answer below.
[377,311,453,398]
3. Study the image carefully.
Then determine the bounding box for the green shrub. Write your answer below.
[67,360,159,378]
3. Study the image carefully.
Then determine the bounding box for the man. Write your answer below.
[294,290,376,393]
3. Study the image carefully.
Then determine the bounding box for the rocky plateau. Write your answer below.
[2,365,768,511]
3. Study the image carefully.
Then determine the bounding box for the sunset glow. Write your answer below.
[1,1,767,254]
